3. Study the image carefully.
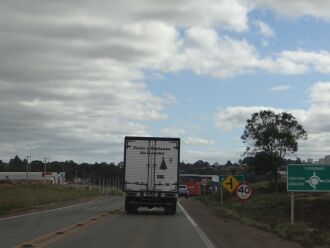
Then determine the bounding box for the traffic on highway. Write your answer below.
[2,1,330,247]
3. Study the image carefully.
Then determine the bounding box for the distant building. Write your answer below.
[319,158,326,164]
[0,172,65,184]
[325,155,330,164]
[307,158,313,164]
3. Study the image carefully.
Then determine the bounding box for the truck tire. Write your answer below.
[165,200,176,215]
[131,205,138,214]
[125,198,133,214]
[126,204,137,214]
[125,204,131,214]
[125,198,128,211]
[169,204,176,215]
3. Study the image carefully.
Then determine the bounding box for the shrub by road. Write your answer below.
[198,181,330,247]
[0,183,121,215]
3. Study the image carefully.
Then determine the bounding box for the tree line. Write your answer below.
[0,156,123,181]
[0,110,308,191]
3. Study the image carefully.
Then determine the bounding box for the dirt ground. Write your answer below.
[180,198,302,248]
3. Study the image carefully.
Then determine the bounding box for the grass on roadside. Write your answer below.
[0,184,104,215]
[197,183,330,247]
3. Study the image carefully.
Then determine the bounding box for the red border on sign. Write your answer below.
[201,178,208,186]
[235,182,254,202]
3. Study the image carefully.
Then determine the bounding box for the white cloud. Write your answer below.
[183,149,242,164]
[167,27,264,77]
[278,50,330,73]
[185,137,215,145]
[254,20,275,37]
[261,40,269,47]
[214,106,282,131]
[160,127,186,137]
[0,0,251,32]
[161,27,329,78]
[162,93,178,104]
[215,105,309,131]
[269,85,292,92]
[309,82,330,103]
[253,0,330,20]
[3,1,330,162]
[214,82,330,160]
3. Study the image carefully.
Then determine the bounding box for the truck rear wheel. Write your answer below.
[125,197,136,214]
[126,204,137,214]
[165,200,176,215]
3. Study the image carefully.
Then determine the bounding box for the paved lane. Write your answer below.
[50,203,209,248]
[0,196,124,248]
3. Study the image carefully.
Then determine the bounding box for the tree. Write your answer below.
[241,110,307,190]
[9,155,24,167]
[243,152,273,175]
[225,160,232,166]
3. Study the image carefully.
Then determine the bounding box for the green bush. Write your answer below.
[0,184,102,214]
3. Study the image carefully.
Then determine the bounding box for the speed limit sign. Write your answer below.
[235,182,253,201]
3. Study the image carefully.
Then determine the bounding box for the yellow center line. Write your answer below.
[14,208,122,248]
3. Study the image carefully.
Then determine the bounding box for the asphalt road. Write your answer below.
[0,196,212,248]
[0,196,123,248]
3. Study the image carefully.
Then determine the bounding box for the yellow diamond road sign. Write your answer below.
[222,175,239,193]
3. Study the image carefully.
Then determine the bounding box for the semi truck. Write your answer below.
[123,136,180,214]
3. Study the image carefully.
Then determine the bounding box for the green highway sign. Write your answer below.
[219,175,245,183]
[287,164,330,192]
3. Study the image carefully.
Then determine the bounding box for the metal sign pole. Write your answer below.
[291,192,295,225]
[203,185,205,200]
[220,185,223,206]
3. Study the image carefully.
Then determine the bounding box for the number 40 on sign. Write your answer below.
[235,182,253,201]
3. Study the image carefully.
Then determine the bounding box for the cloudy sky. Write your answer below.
[1,0,330,163]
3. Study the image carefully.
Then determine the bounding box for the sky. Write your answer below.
[1,0,330,164]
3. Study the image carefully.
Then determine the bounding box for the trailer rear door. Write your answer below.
[124,137,179,192]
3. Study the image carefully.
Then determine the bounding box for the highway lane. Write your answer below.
[49,203,210,248]
[0,196,124,248]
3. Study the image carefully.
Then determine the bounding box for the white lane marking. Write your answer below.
[178,202,215,248]
[0,197,103,221]
[86,206,97,211]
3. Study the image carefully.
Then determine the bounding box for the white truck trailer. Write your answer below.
[123,136,180,214]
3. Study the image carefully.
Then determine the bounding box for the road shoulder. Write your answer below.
[0,195,104,219]
[180,198,302,248]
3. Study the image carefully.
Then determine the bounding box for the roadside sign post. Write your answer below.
[222,175,239,193]
[287,164,330,225]
[291,192,294,225]
[222,175,240,209]
[220,185,224,206]
[219,175,245,207]
[201,178,208,199]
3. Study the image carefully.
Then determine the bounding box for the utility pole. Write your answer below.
[43,158,51,174]
[75,168,78,191]
[27,145,32,180]
[25,156,32,181]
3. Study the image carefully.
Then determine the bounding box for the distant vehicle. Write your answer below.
[277,165,287,183]
[186,181,201,196]
[179,185,189,198]
[277,165,287,176]
[123,136,180,215]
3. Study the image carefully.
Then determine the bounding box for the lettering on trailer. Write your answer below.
[132,146,172,155]
[222,175,239,193]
